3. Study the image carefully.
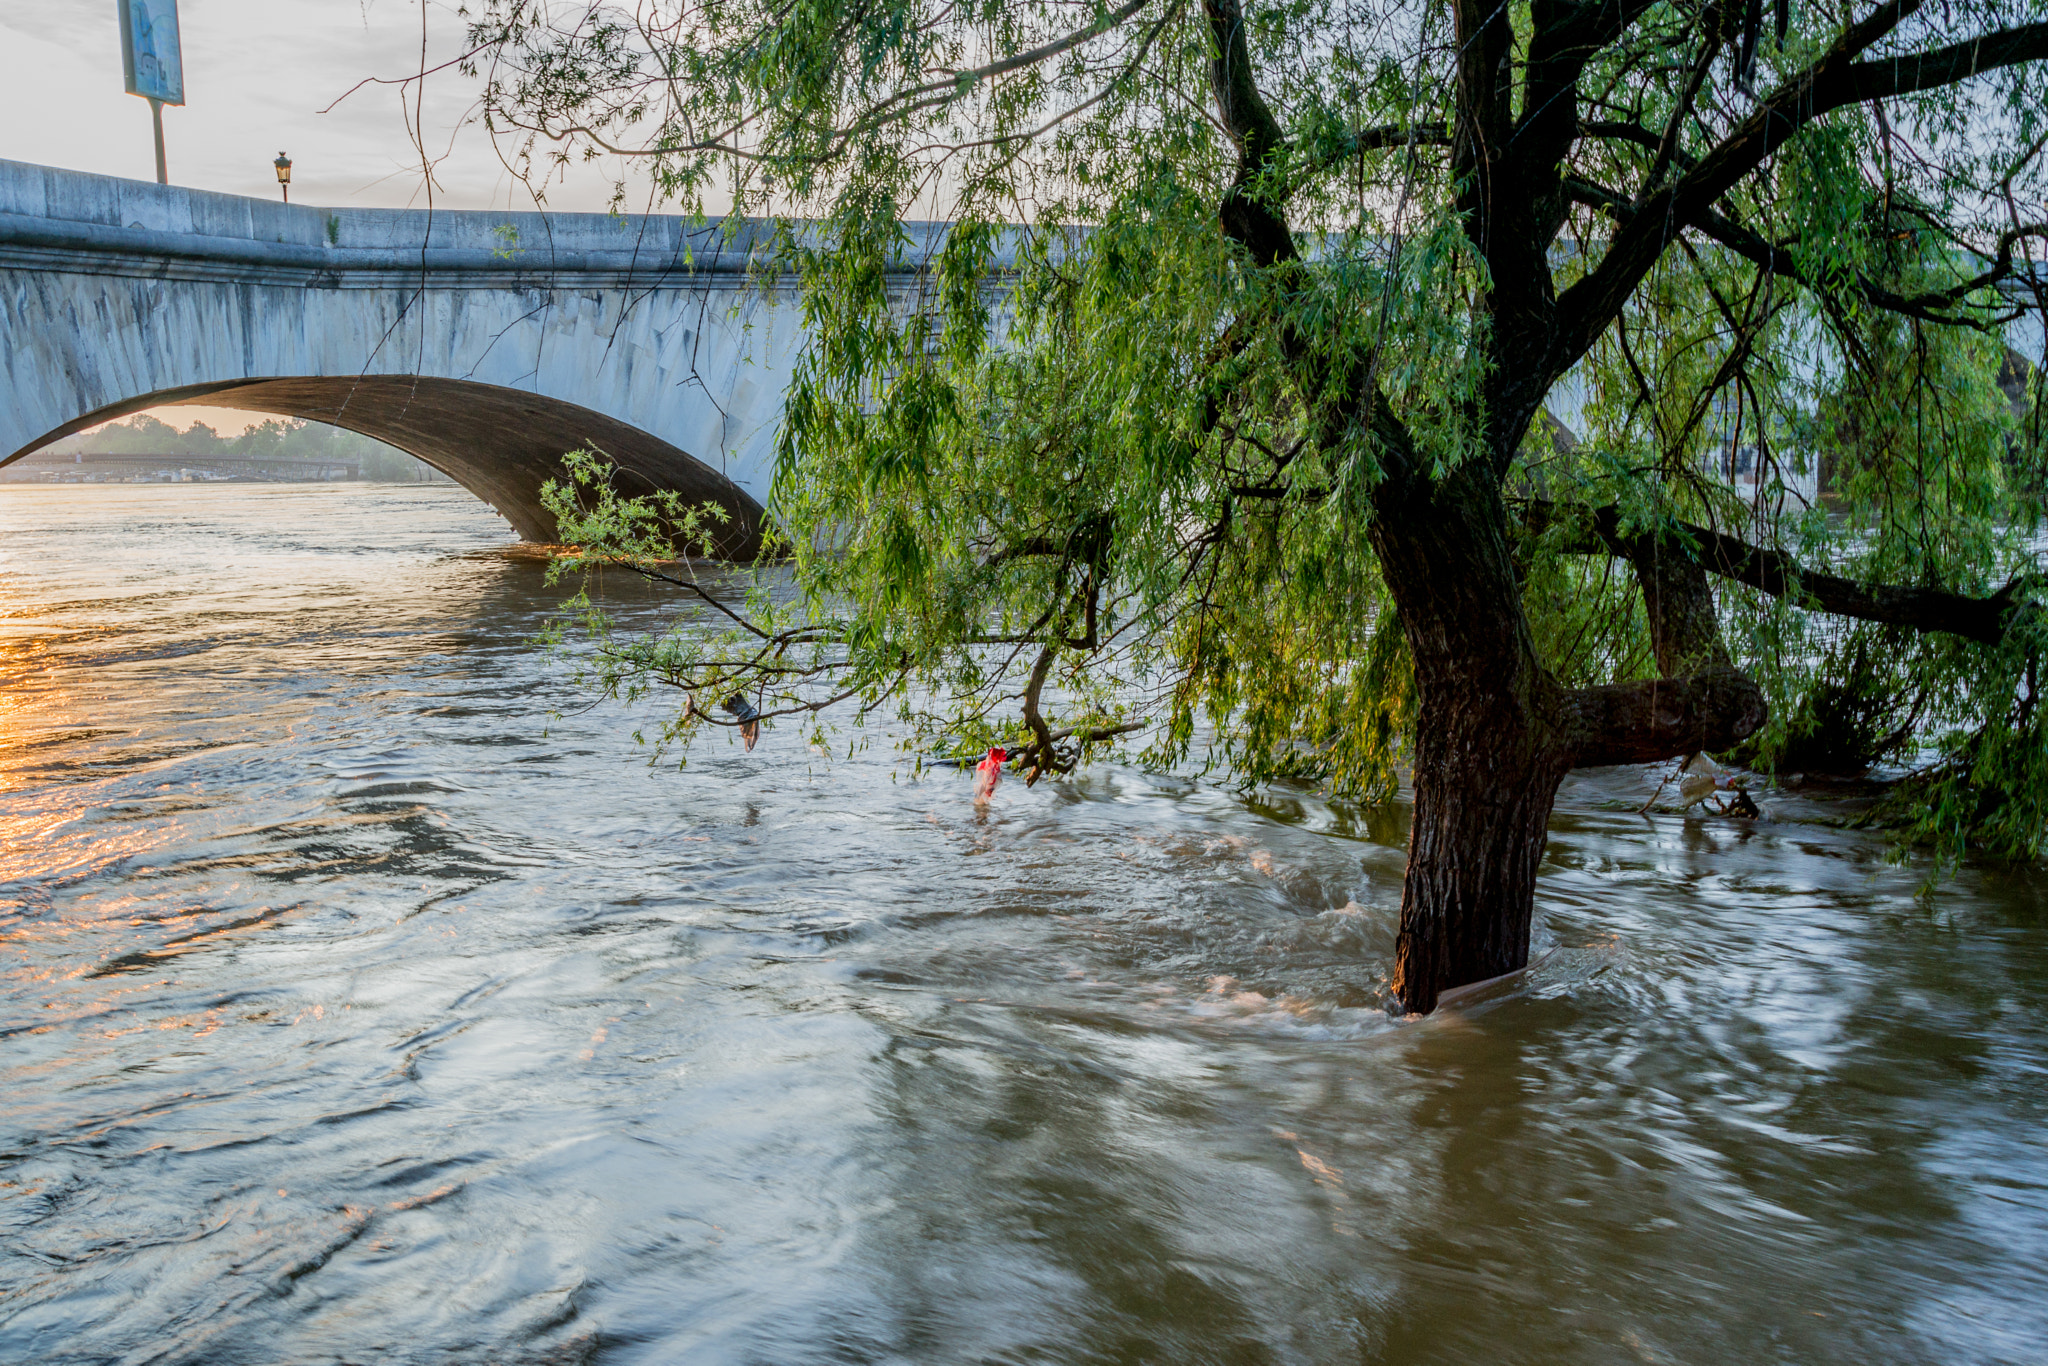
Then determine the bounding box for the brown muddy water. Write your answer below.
[2,483,2045,1365]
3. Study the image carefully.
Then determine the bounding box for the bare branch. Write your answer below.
[1553,2,2048,377]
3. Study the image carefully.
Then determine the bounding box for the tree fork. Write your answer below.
[1376,473,1773,1014]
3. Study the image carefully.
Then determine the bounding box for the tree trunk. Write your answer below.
[1372,471,1772,1014]
[1398,691,1573,1013]
[1371,461,1575,1015]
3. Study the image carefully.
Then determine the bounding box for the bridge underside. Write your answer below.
[25,377,767,558]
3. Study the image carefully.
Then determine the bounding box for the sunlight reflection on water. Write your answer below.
[2,483,2046,1366]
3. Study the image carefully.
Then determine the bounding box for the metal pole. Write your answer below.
[149,97,167,185]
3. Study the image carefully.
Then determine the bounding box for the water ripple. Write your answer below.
[2,485,2045,1364]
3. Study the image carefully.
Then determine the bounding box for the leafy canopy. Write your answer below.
[471,0,2047,859]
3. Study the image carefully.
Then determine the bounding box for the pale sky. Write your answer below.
[4,1,671,436]
[1,2,655,214]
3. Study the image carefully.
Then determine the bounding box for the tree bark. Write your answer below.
[1625,529,1731,675]
[1371,461,1577,1014]
[1397,712,1573,1014]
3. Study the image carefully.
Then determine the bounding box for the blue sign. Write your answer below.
[118,0,184,106]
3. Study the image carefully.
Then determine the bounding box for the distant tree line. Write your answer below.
[49,414,451,482]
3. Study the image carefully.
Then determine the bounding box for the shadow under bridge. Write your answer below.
[99,376,767,556]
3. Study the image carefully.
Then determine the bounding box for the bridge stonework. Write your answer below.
[0,159,898,555]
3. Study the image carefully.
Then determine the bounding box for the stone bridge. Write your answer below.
[0,159,935,556]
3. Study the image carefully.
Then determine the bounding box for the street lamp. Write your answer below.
[273,152,292,203]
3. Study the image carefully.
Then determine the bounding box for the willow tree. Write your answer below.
[467,0,2048,1011]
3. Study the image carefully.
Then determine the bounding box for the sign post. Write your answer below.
[116,1,185,185]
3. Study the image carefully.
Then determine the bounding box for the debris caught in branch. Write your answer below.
[723,694,761,752]
[973,746,1007,805]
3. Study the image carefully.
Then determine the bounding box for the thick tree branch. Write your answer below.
[1843,20,2048,98]
[1344,120,1450,153]
[1204,0,1294,265]
[1286,121,1450,190]
[1198,0,1427,497]
[1688,208,2048,321]
[1565,667,1768,766]
[1529,501,2038,644]
[1538,0,1678,91]
[1577,117,1698,170]
[1626,530,1733,675]
[1687,524,2033,646]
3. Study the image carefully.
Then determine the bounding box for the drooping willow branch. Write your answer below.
[545,448,1148,758]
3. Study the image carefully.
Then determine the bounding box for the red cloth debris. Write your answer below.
[973,746,1007,804]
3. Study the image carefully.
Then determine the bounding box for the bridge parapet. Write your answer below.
[0,158,962,288]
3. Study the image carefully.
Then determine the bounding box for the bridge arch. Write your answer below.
[0,157,877,560]
[18,376,767,557]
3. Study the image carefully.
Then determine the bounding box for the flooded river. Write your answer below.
[3,484,2045,1365]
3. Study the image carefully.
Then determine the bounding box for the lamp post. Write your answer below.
[273,152,292,203]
